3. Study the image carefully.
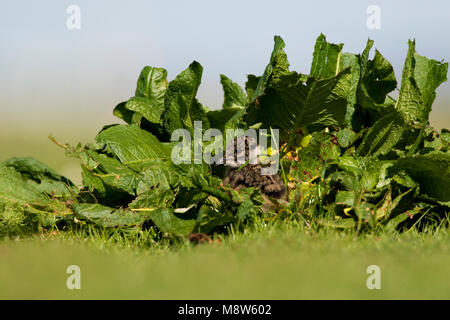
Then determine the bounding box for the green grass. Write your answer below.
[1,222,449,299]
[1,135,449,300]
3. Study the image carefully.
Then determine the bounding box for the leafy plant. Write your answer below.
[0,34,448,238]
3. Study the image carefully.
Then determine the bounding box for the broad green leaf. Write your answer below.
[4,157,77,196]
[308,131,341,160]
[329,170,361,194]
[114,67,169,126]
[136,161,175,194]
[0,162,50,205]
[245,74,260,101]
[395,41,423,122]
[0,163,70,215]
[424,130,450,152]
[223,107,247,131]
[244,35,351,130]
[336,155,368,176]
[310,33,343,78]
[147,207,197,235]
[249,35,289,105]
[310,34,361,127]
[336,128,361,148]
[362,160,394,191]
[292,132,341,181]
[396,151,450,201]
[206,107,242,132]
[73,203,152,228]
[391,170,417,189]
[80,150,140,195]
[124,96,163,124]
[196,203,235,234]
[356,111,405,157]
[309,34,360,127]
[339,53,360,127]
[220,74,246,108]
[385,210,420,231]
[356,40,397,123]
[396,40,448,123]
[96,124,170,171]
[163,61,210,134]
[359,39,374,77]
[135,66,168,101]
[396,41,422,123]
[363,50,397,104]
[130,187,174,210]
[81,165,106,196]
[376,187,416,220]
[230,187,264,220]
[123,66,169,125]
[332,157,394,194]
[413,52,448,119]
[248,68,352,130]
[355,201,376,220]
[113,101,141,125]
[291,151,322,182]
[335,190,355,207]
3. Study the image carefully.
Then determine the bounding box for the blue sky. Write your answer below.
[1,0,449,135]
